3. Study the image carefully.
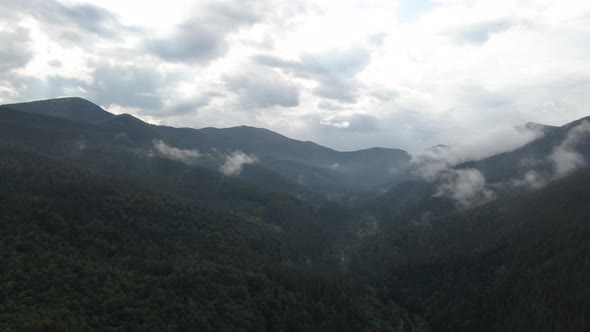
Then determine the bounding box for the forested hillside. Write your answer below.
[0,144,412,331]
[2,99,590,331]
[353,165,590,331]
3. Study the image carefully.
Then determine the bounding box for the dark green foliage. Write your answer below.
[0,145,408,331]
[4,98,590,331]
[353,167,590,331]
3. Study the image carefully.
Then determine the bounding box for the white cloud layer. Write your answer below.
[1,0,590,152]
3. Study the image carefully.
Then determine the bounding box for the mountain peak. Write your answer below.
[2,97,114,124]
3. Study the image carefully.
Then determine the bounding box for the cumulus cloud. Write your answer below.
[153,139,202,163]
[550,121,590,178]
[219,151,258,176]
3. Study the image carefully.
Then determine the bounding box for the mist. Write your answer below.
[219,151,258,176]
[550,121,590,178]
[153,139,202,163]
[411,124,546,208]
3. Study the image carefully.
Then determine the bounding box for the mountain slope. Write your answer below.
[0,143,412,331]
[353,162,590,331]
[1,97,412,195]
[457,115,590,184]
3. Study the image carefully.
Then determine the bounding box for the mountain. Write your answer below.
[4,96,590,331]
[0,143,412,331]
[456,115,590,185]
[0,97,412,195]
[353,164,590,331]
[2,97,114,123]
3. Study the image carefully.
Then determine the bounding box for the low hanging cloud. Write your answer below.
[550,121,590,178]
[410,123,546,208]
[435,168,495,209]
[413,146,495,208]
[219,151,258,176]
[153,139,202,163]
[508,170,547,191]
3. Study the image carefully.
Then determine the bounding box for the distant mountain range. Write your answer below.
[1,97,413,197]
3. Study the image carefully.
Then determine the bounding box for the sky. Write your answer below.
[0,0,589,152]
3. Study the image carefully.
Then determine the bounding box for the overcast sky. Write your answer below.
[1,0,589,152]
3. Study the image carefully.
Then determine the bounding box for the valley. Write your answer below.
[2,98,590,331]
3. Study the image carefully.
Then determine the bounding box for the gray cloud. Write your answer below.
[1,74,87,101]
[0,27,34,74]
[147,1,262,64]
[57,3,127,39]
[224,69,299,109]
[253,46,371,103]
[321,114,379,133]
[89,63,163,110]
[219,151,258,176]
[0,0,131,45]
[450,19,514,45]
[162,96,211,117]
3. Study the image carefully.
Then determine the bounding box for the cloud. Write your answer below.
[449,19,515,45]
[219,151,258,176]
[435,168,495,208]
[146,1,262,64]
[153,139,202,163]
[161,96,211,117]
[0,0,132,45]
[410,123,548,208]
[508,170,546,191]
[2,0,590,153]
[412,124,546,180]
[0,27,34,74]
[224,68,299,109]
[57,3,128,39]
[253,45,371,103]
[320,114,379,133]
[413,144,495,208]
[89,63,163,110]
[550,121,590,177]
[317,101,345,111]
